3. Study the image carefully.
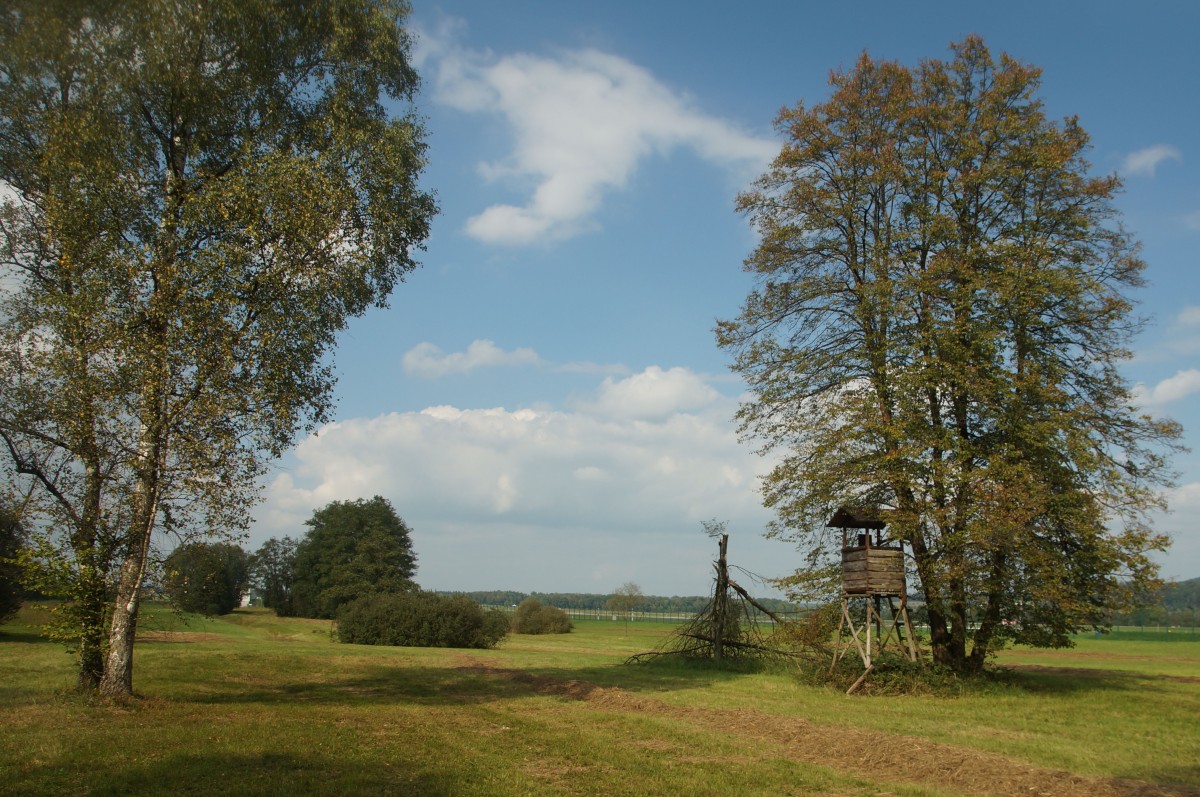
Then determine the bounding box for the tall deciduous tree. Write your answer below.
[290,496,418,619]
[250,536,298,616]
[0,0,435,694]
[717,38,1182,672]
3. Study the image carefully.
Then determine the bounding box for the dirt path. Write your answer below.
[458,663,1199,797]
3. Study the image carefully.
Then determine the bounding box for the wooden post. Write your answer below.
[712,534,729,662]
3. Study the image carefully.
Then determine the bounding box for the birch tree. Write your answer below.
[0,0,435,695]
[717,38,1182,672]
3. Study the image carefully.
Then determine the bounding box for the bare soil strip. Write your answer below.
[135,631,227,643]
[458,663,1200,797]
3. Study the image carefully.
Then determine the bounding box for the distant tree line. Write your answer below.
[1109,578,1200,627]
[446,590,799,616]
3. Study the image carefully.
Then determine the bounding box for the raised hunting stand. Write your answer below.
[828,507,917,693]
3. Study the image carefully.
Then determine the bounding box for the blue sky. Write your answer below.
[250,1,1200,598]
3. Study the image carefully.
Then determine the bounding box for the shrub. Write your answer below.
[336,592,508,649]
[510,598,572,634]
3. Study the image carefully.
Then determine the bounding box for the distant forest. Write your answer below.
[445,578,1200,627]
[442,590,800,615]
[1160,577,1200,611]
[1105,577,1199,627]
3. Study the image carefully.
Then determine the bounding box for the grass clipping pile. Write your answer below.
[627,534,829,668]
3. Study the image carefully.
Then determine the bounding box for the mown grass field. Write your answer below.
[1,604,1198,797]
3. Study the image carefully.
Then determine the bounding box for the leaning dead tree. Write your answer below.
[628,534,805,665]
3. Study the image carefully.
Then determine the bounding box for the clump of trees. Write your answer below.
[510,598,572,634]
[287,496,418,619]
[251,497,506,648]
[0,0,435,696]
[717,37,1183,673]
[337,592,508,649]
[162,543,249,617]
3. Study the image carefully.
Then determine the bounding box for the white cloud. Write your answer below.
[1184,211,1200,232]
[402,339,541,378]
[1121,144,1182,178]
[578,365,722,421]
[419,23,776,246]
[253,366,782,594]
[1179,307,1200,326]
[402,339,629,380]
[1133,369,1200,406]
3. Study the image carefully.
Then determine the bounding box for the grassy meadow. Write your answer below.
[1,604,1198,797]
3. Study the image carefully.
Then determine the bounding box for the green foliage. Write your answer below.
[249,536,297,615]
[0,0,435,694]
[510,598,572,634]
[0,507,24,622]
[290,497,418,619]
[336,592,508,649]
[718,37,1182,672]
[163,542,250,617]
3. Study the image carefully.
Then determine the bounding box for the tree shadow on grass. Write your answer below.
[24,751,458,797]
[994,664,1199,695]
[0,629,47,644]
[179,657,718,709]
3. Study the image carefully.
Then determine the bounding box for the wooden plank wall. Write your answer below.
[841,547,905,595]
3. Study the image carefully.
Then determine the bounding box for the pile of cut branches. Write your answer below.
[627,534,827,666]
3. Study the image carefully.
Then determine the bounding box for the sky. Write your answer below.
[249,0,1200,599]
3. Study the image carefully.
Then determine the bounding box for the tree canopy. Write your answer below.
[717,37,1182,671]
[290,496,418,619]
[0,506,24,623]
[0,0,435,694]
[250,536,298,615]
[163,542,249,617]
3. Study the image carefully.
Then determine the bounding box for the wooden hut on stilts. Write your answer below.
[828,507,918,693]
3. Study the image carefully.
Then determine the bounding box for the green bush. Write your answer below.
[336,592,508,649]
[510,597,572,634]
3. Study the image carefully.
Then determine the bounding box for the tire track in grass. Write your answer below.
[457,664,1199,797]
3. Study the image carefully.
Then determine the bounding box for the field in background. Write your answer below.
[1,604,1198,797]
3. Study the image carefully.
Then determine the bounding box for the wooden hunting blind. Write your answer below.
[829,507,906,596]
[828,507,918,692]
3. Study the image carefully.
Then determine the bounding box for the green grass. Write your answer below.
[1,605,1198,796]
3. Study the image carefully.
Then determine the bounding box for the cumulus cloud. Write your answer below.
[577,365,722,421]
[1179,307,1200,326]
[402,339,541,379]
[253,366,781,594]
[1121,144,1182,178]
[1133,369,1200,407]
[402,339,628,379]
[418,22,776,246]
